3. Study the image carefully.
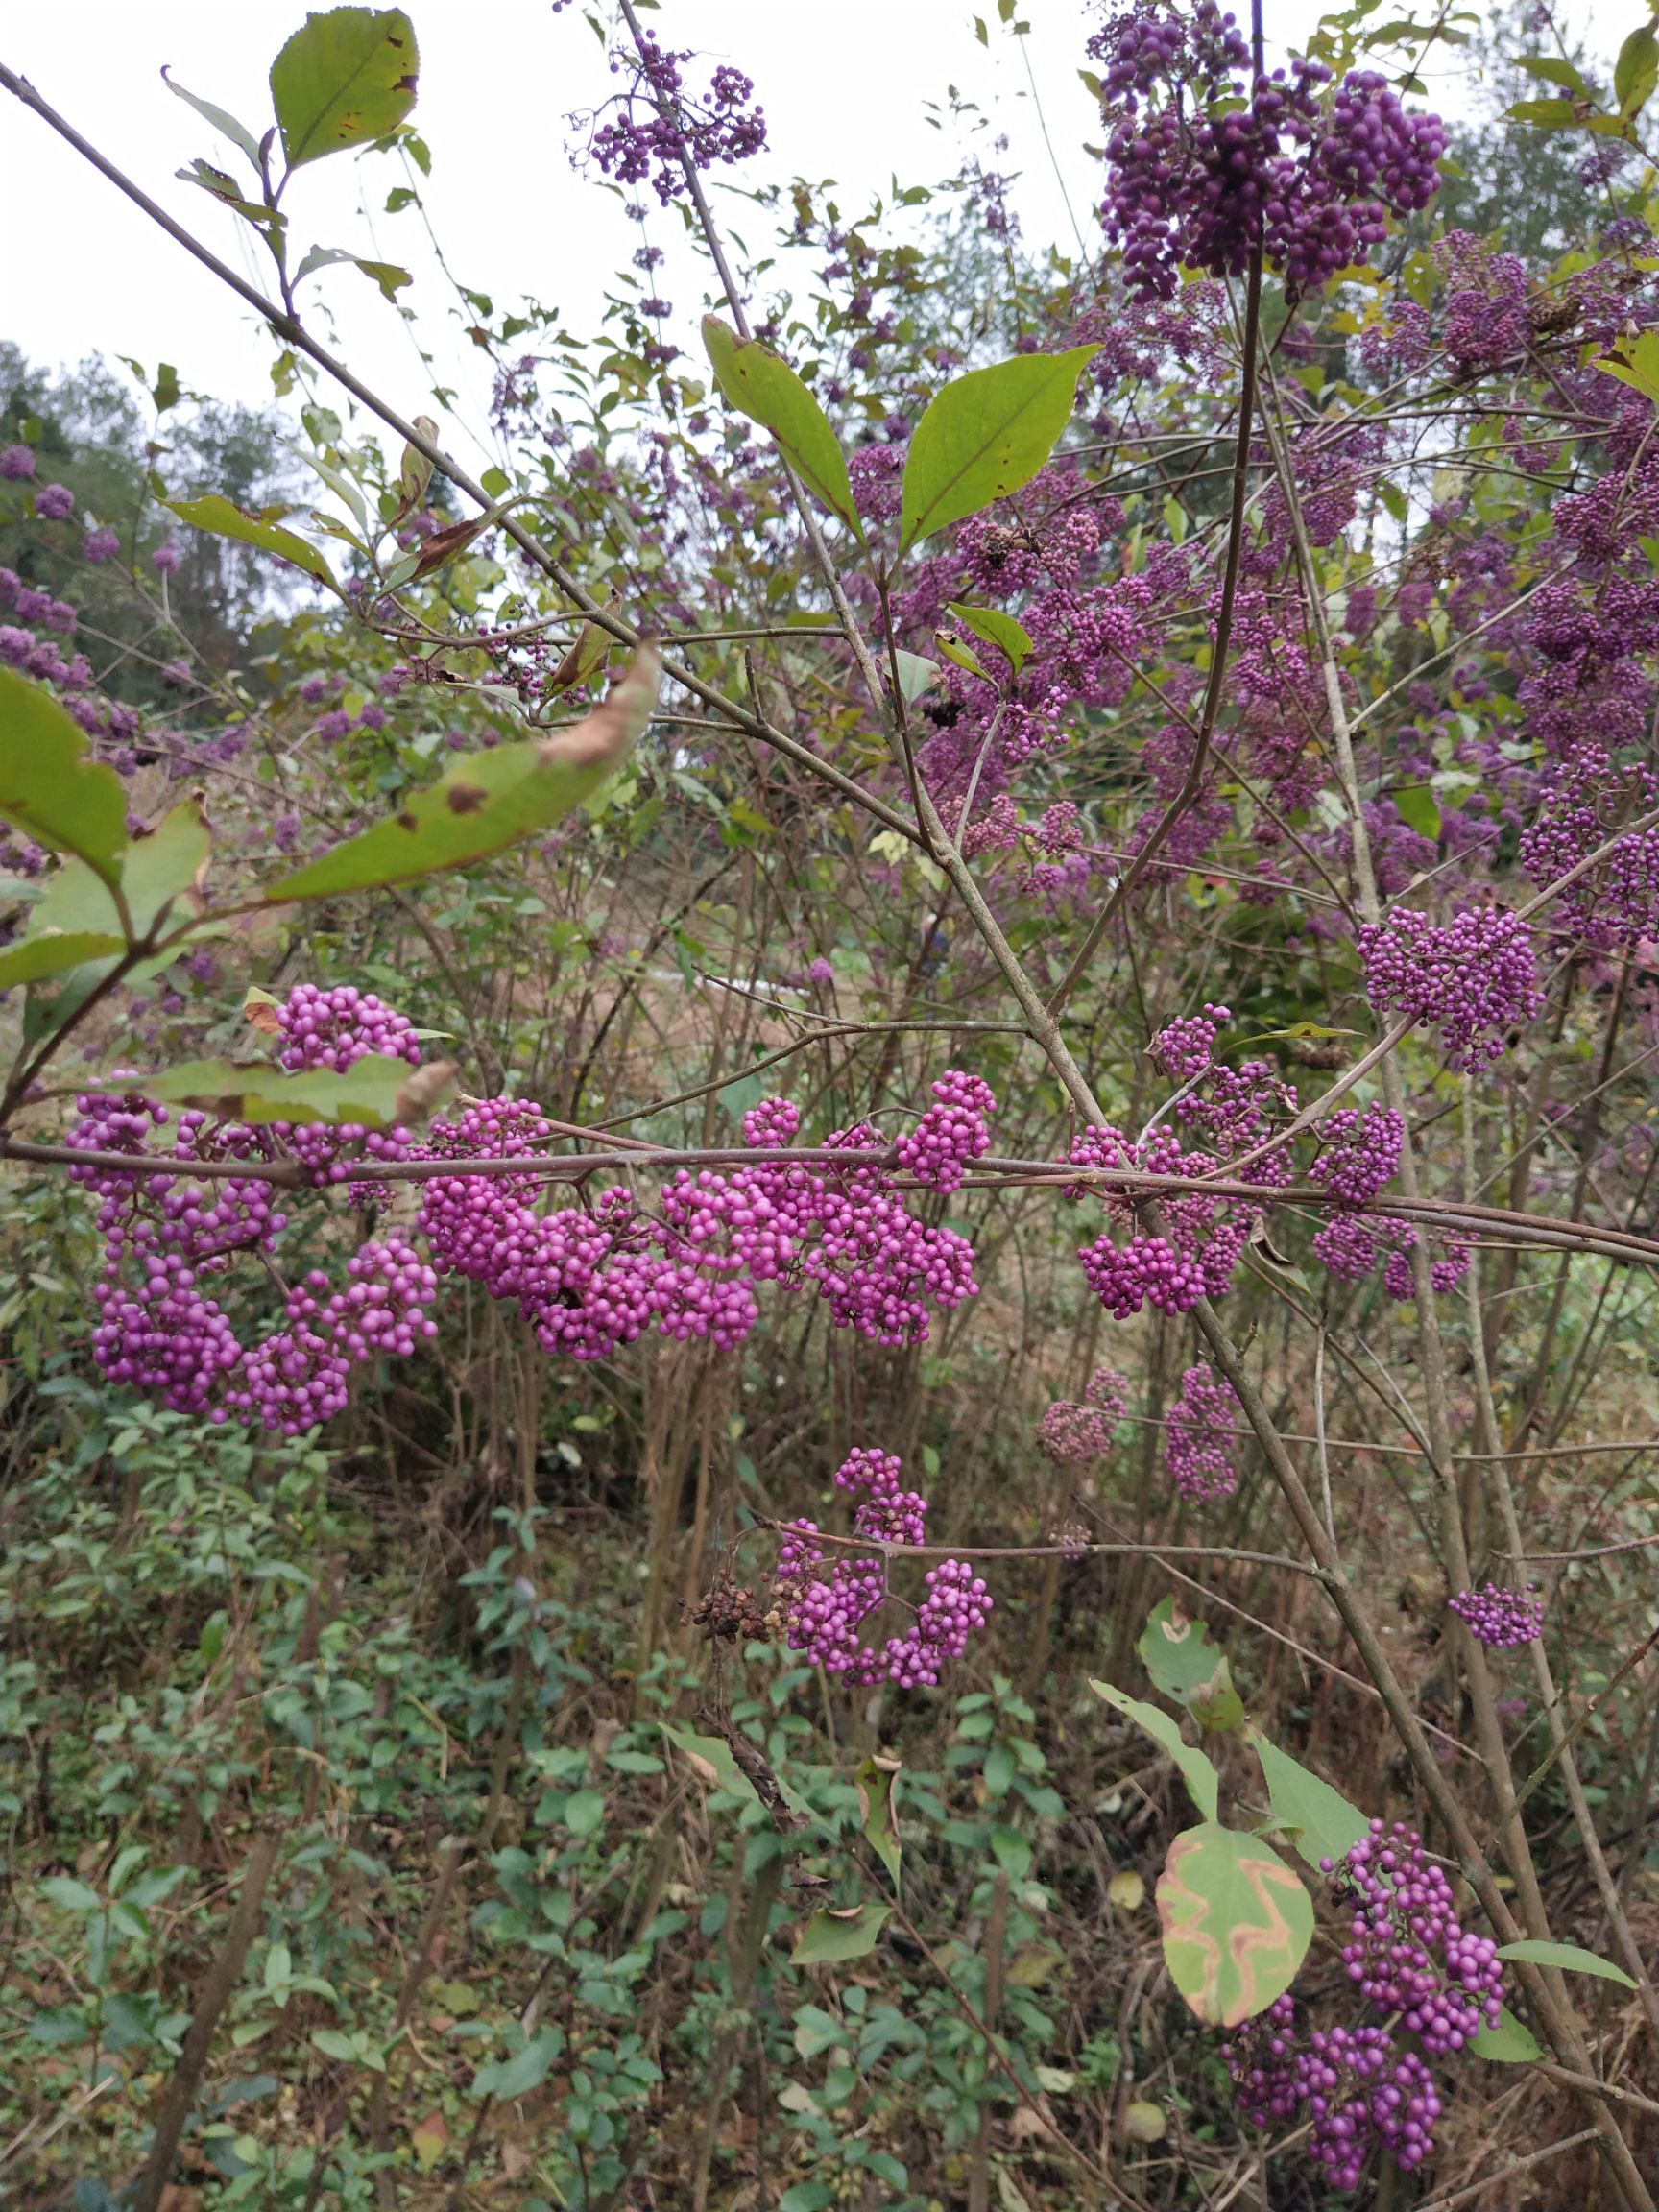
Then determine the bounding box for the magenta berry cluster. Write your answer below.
[1335,1822,1505,2055]
[1165,1362,1238,1502]
[276,982,422,1074]
[773,1447,991,1687]
[1092,4,1446,301]
[584,25,766,207]
[1358,906,1543,1070]
[895,1069,996,1193]
[1228,1821,1504,2187]
[1448,1582,1544,1648]
[68,1030,438,1433]
[1226,1995,1444,2191]
[1310,1106,1403,1206]
[417,1088,978,1358]
[1148,1001,1231,1084]
[1036,1397,1115,1464]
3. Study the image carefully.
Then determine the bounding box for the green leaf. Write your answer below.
[124,799,212,937]
[1495,1938,1637,1988]
[469,2027,563,2102]
[0,931,126,990]
[854,1754,902,1889]
[892,649,939,703]
[294,244,412,299]
[1516,54,1591,96]
[1616,23,1658,116]
[659,1720,761,1807]
[702,316,862,537]
[899,346,1098,551]
[563,1787,607,1839]
[164,494,335,589]
[264,649,659,900]
[1090,1678,1219,1822]
[1472,2003,1543,2062]
[1156,1823,1313,2026]
[946,601,1033,676]
[1506,96,1580,128]
[160,68,265,165]
[1136,1600,1243,1731]
[791,1903,890,1965]
[933,629,990,681]
[1137,1598,1225,1702]
[112,1052,439,1129]
[1248,1731,1370,1868]
[0,665,130,888]
[270,7,419,172]
[1392,782,1441,841]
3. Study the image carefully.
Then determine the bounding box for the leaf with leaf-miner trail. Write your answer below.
[1156,1822,1313,2026]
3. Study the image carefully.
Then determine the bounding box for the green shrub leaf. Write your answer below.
[270,7,419,172]
[899,346,1098,550]
[164,494,336,589]
[264,648,659,899]
[1472,2004,1544,2062]
[1090,1678,1219,1821]
[791,1903,890,1965]
[0,666,130,888]
[703,317,862,538]
[0,932,126,990]
[108,1052,442,1129]
[1248,1731,1369,1867]
[1495,1938,1637,1988]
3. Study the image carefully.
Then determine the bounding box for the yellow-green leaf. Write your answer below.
[1090,1677,1219,1821]
[110,1052,445,1128]
[165,494,335,589]
[660,1720,761,1807]
[900,346,1098,550]
[1248,1730,1369,1868]
[703,316,862,538]
[1495,1938,1636,1988]
[0,931,126,990]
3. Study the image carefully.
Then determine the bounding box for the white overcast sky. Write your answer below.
[0,0,1628,469]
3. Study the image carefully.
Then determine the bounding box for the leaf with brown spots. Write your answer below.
[262,647,660,901]
[270,7,420,172]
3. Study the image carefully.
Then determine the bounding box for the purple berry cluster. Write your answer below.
[895,1069,996,1193]
[585,26,766,207]
[1312,1210,1469,1300]
[1092,4,1446,301]
[1227,1821,1504,2188]
[1335,1822,1505,2056]
[1448,1582,1544,1648]
[1226,1996,1444,2190]
[1165,1362,1238,1503]
[417,1090,978,1359]
[1358,906,1543,1070]
[741,1094,801,1147]
[276,982,422,1074]
[1036,1397,1115,1464]
[1519,742,1659,951]
[1310,1105,1403,1205]
[773,1447,992,1687]
[67,1022,439,1433]
[1149,1000,1231,1084]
